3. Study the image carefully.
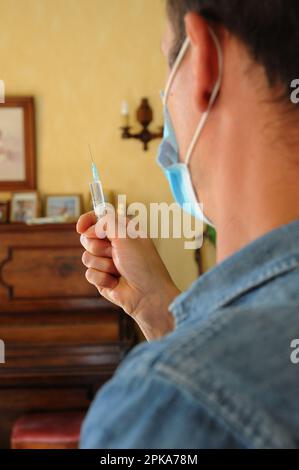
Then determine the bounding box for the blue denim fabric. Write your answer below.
[80,220,299,449]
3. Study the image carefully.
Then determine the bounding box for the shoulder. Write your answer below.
[81,323,245,449]
[123,302,299,379]
[117,303,299,448]
[81,304,298,449]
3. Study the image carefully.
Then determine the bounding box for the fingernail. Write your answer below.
[80,234,87,244]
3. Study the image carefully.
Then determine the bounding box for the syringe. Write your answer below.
[88,145,106,219]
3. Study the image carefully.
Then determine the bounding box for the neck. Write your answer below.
[197,37,299,264]
[216,136,299,264]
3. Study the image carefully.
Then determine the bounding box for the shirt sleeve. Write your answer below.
[80,346,244,449]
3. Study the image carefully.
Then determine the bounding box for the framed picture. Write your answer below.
[0,200,10,223]
[10,192,39,223]
[45,195,82,220]
[0,96,36,191]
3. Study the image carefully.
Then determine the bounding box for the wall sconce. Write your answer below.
[120,98,163,151]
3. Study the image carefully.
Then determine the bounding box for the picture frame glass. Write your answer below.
[11,193,38,223]
[46,196,81,219]
[0,97,35,191]
[0,107,25,182]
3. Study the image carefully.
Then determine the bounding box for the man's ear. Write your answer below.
[185,13,220,112]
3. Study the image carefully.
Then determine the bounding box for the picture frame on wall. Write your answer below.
[45,195,82,221]
[0,96,36,191]
[10,192,39,223]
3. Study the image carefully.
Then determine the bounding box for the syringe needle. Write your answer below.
[88,144,100,181]
[88,144,95,165]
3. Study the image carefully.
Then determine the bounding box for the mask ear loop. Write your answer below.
[163,37,191,107]
[185,28,223,166]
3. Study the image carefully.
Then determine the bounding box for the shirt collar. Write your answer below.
[170,220,299,327]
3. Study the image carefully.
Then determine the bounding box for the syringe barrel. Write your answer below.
[89,181,106,219]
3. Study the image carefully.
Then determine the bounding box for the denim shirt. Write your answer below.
[81,220,299,449]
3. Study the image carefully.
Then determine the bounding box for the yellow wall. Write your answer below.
[0,0,199,291]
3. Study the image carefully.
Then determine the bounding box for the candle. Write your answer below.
[121,101,129,127]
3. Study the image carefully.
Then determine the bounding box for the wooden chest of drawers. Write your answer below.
[0,223,136,448]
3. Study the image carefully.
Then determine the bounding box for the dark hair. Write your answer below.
[166,0,299,97]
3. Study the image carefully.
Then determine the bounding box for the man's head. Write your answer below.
[162,0,299,249]
[166,0,299,94]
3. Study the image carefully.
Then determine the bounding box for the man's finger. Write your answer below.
[80,235,112,257]
[82,251,120,276]
[83,224,98,239]
[95,213,130,240]
[76,211,97,234]
[85,268,119,290]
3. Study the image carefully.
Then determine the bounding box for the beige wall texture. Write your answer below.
[0,0,199,291]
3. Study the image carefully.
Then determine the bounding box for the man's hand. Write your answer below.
[76,211,180,341]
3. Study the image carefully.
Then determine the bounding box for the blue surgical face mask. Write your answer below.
[157,29,223,227]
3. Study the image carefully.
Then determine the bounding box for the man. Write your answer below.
[77,0,299,448]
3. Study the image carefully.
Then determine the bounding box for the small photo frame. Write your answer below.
[0,200,10,223]
[45,195,82,220]
[11,192,39,223]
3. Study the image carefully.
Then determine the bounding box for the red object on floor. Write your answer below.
[11,412,85,449]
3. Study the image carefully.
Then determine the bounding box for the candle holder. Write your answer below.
[120,98,163,151]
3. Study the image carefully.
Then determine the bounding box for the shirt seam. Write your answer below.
[172,256,299,326]
[154,363,294,449]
